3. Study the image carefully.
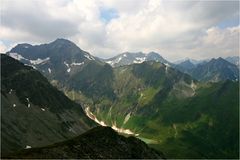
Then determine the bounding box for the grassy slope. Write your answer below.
[59,61,238,158]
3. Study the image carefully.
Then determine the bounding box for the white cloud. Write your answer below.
[196,26,239,59]
[0,0,239,61]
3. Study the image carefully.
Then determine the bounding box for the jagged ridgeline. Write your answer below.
[6,39,239,159]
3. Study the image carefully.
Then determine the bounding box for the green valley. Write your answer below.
[61,61,239,159]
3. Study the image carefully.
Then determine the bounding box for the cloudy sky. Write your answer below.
[0,0,239,61]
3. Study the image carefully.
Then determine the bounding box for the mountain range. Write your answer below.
[7,39,239,82]
[1,54,163,159]
[104,51,171,67]
[3,38,239,159]
[176,57,239,82]
[174,58,209,65]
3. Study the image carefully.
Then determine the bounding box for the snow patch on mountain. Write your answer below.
[64,61,69,67]
[71,62,84,66]
[64,61,76,72]
[164,63,170,73]
[134,57,146,64]
[123,112,131,124]
[48,68,51,73]
[106,56,124,66]
[9,89,13,94]
[24,64,37,69]
[26,98,31,108]
[9,52,28,61]
[105,52,170,67]
[84,54,95,60]
[106,60,114,65]
[30,57,50,65]
[9,53,50,66]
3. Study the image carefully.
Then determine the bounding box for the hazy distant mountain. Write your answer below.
[190,57,239,82]
[174,57,239,82]
[174,58,209,65]
[4,126,164,159]
[104,52,171,67]
[225,56,239,67]
[175,59,196,73]
[1,54,95,154]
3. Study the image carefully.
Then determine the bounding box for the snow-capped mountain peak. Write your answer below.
[104,52,171,67]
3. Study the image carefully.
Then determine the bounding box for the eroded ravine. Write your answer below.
[84,107,139,136]
[83,106,159,145]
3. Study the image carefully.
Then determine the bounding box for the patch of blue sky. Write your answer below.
[218,16,239,29]
[100,7,119,23]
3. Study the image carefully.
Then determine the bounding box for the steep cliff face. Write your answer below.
[1,54,95,154]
